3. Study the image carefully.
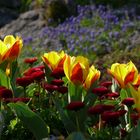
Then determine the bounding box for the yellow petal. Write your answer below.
[84,65,100,89]
[113,63,127,80]
[63,55,71,81]
[43,51,60,70]
[0,40,8,63]
[4,35,16,48]
[59,50,65,57]
[0,40,8,55]
[108,61,139,88]
[107,68,125,88]
[16,36,23,49]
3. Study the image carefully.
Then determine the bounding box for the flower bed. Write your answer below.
[0,35,140,139]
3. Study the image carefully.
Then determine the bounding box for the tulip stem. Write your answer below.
[98,115,101,131]
[7,76,10,89]
[38,82,41,111]
[109,127,113,140]
[23,87,26,97]
[128,109,132,129]
[76,113,80,131]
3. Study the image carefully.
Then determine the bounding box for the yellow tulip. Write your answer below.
[0,35,23,63]
[107,61,139,88]
[84,65,100,89]
[42,51,66,70]
[0,40,8,63]
[63,55,89,85]
[129,84,140,113]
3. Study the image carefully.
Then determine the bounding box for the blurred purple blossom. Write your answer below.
[23,4,140,57]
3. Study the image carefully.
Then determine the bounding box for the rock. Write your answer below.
[0,8,19,27]
[20,10,39,20]
[0,9,46,39]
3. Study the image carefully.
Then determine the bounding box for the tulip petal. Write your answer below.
[108,61,138,88]
[71,63,83,84]
[74,56,89,81]
[6,41,20,61]
[84,65,100,89]
[107,68,125,88]
[63,55,71,81]
[124,68,135,85]
[0,40,8,63]
[57,55,66,68]
[4,35,16,48]
[42,51,64,70]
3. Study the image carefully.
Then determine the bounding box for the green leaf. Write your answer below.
[8,102,48,140]
[9,118,18,130]
[0,69,10,88]
[0,111,4,139]
[0,60,8,72]
[44,63,54,83]
[84,91,97,107]
[130,120,140,140]
[68,82,83,101]
[120,89,128,101]
[53,99,76,133]
[66,132,86,140]
[10,60,21,93]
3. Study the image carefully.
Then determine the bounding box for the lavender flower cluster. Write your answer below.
[23,5,140,59]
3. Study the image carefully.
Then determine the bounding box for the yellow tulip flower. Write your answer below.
[42,51,66,70]
[63,55,89,85]
[129,84,140,113]
[0,35,23,63]
[84,65,100,89]
[107,61,139,88]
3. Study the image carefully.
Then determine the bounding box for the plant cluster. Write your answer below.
[22,4,140,62]
[0,35,140,140]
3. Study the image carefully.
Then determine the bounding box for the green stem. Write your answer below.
[38,82,41,111]
[110,127,113,140]
[0,101,1,111]
[76,113,80,131]
[98,115,101,131]
[24,87,26,97]
[7,76,10,89]
[128,108,132,129]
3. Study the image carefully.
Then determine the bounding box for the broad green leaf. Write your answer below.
[130,120,140,140]
[0,69,10,88]
[8,102,48,140]
[66,132,86,140]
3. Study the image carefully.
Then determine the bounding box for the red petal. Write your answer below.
[124,68,135,85]
[71,63,83,84]
[7,41,20,60]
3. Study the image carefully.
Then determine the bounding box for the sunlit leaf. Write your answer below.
[8,102,48,140]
